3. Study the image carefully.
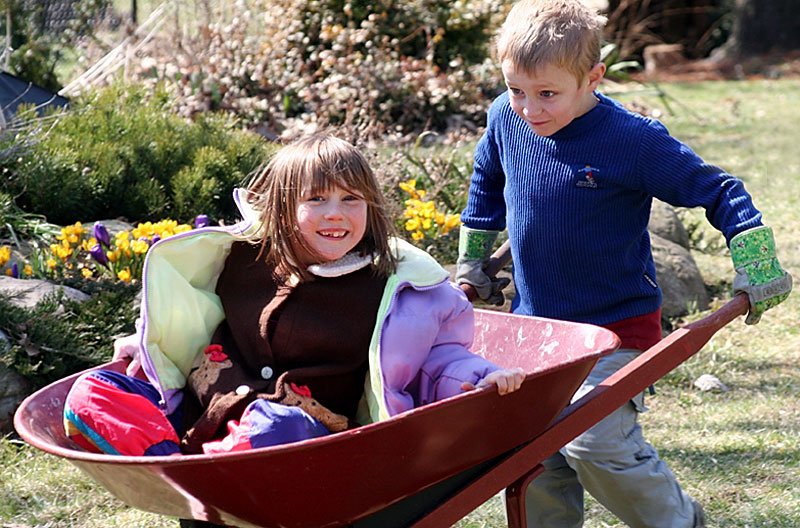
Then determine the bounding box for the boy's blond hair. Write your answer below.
[496,0,607,83]
[245,133,397,281]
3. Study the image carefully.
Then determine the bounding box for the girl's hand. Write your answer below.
[461,368,525,396]
[113,334,143,378]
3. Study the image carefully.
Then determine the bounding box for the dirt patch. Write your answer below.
[631,50,800,83]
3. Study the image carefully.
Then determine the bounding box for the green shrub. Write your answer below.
[374,136,473,263]
[0,280,139,391]
[2,84,274,225]
[172,146,229,221]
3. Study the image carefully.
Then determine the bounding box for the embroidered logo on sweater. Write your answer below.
[575,164,599,188]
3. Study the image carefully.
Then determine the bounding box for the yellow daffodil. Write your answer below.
[132,239,149,255]
[56,222,86,246]
[442,214,460,234]
[55,245,73,260]
[115,231,131,250]
[132,222,153,239]
[399,179,417,193]
[398,179,462,244]
[405,217,421,231]
[81,237,98,252]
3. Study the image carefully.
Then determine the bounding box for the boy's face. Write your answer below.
[502,60,605,137]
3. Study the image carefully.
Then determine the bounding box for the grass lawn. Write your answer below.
[3,78,800,527]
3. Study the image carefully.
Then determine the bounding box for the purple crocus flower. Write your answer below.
[11,262,18,278]
[151,234,161,245]
[94,222,111,248]
[90,243,109,268]
[195,214,210,229]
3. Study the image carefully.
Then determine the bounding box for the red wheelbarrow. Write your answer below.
[13,291,747,528]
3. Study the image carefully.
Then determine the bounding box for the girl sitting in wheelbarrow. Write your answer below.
[63,132,525,456]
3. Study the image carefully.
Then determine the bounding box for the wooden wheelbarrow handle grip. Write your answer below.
[460,240,513,302]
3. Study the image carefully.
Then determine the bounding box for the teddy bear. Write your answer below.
[267,379,351,433]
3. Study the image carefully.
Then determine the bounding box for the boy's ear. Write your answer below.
[586,62,606,90]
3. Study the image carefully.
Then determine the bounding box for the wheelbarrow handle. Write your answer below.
[514,293,750,469]
[409,293,750,528]
[460,240,513,302]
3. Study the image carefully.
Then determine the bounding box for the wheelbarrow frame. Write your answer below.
[409,294,749,528]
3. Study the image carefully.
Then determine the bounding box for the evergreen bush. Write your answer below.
[1,84,274,225]
[0,280,139,391]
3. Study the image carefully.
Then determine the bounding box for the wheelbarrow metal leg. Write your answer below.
[505,464,545,528]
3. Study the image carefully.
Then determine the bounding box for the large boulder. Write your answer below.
[648,200,710,317]
[650,233,710,317]
[649,199,690,250]
[0,275,90,308]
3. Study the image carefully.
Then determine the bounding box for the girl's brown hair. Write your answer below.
[245,133,397,281]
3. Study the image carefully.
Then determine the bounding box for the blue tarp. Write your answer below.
[0,70,70,122]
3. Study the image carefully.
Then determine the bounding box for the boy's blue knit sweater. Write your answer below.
[462,91,762,326]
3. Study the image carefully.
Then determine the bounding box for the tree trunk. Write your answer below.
[728,0,800,56]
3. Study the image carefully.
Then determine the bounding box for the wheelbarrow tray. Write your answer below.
[14,308,619,528]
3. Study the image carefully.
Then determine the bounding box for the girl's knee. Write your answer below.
[64,370,181,456]
[204,400,330,453]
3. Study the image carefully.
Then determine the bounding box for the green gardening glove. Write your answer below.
[456,226,510,306]
[730,226,792,325]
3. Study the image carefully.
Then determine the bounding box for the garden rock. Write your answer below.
[648,200,709,317]
[651,233,710,317]
[694,373,728,393]
[643,44,687,76]
[0,276,90,309]
[93,219,135,237]
[648,199,690,250]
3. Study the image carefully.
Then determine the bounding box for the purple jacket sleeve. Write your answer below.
[379,280,499,416]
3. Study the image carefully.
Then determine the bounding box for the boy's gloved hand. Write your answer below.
[456,226,510,306]
[730,226,792,325]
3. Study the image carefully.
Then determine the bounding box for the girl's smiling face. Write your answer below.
[295,184,368,265]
